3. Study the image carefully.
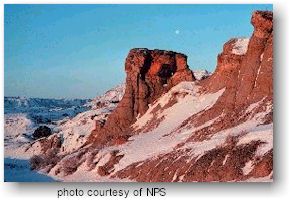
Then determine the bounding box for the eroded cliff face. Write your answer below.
[200,10,273,114]
[25,10,273,182]
[236,11,273,107]
[107,10,273,181]
[89,49,194,145]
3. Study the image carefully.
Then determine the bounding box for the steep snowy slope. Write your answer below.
[35,80,272,182]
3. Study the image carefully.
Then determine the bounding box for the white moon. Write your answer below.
[175,30,180,35]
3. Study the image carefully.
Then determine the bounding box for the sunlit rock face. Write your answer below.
[11,10,273,183]
[89,48,195,145]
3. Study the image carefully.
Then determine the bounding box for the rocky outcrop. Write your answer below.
[86,11,273,181]
[89,10,273,149]
[200,38,247,111]
[89,49,194,145]
[111,11,273,182]
[32,126,52,139]
[200,10,273,111]
[235,11,273,107]
[23,10,273,182]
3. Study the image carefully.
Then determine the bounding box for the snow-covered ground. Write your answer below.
[85,82,272,180]
[4,158,56,182]
[4,85,125,182]
[90,83,125,109]
[4,82,272,182]
[114,82,225,171]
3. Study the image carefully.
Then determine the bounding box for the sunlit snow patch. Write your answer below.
[232,38,250,55]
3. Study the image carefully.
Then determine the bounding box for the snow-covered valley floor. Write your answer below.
[4,87,125,182]
[4,158,56,182]
[3,97,93,182]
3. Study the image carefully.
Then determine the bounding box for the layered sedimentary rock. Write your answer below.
[89,11,273,180]
[201,38,248,111]
[24,10,273,182]
[90,49,194,145]
[235,11,273,107]
[201,10,273,110]
[110,10,273,181]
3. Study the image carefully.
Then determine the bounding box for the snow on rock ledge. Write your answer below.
[232,38,250,55]
[192,69,211,80]
[112,81,226,171]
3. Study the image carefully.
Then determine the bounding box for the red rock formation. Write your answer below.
[235,11,273,107]
[88,10,273,160]
[89,49,195,145]
[112,11,273,181]
[33,10,273,182]
[200,38,246,111]
[201,10,273,110]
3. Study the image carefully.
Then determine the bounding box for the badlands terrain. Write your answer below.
[4,10,273,182]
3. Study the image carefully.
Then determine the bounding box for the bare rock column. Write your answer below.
[89,48,195,145]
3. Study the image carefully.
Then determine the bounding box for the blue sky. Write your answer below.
[4,4,272,99]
